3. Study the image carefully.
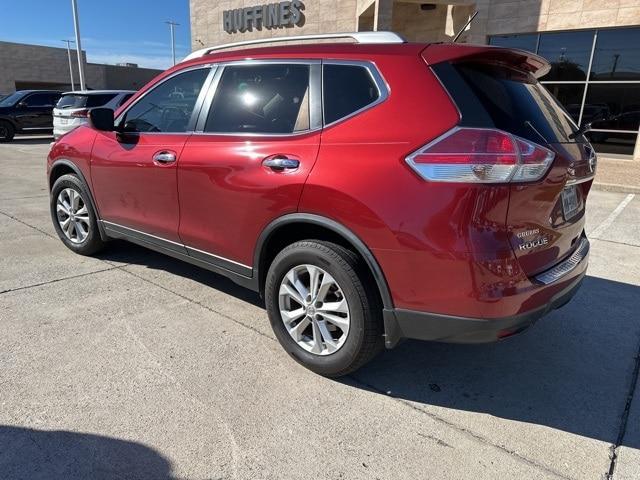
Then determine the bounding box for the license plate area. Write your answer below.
[562,185,580,221]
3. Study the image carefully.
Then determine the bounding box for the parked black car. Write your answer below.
[0,90,62,142]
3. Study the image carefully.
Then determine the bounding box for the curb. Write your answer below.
[593,182,640,195]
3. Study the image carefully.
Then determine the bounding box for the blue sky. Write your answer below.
[1,0,191,70]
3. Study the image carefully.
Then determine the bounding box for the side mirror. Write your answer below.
[17,101,27,109]
[89,108,114,132]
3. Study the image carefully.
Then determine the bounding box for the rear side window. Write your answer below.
[205,64,310,134]
[24,93,57,107]
[323,64,380,124]
[434,62,581,144]
[56,94,116,109]
[86,94,117,107]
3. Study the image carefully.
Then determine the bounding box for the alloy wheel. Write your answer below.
[278,264,350,355]
[56,188,90,244]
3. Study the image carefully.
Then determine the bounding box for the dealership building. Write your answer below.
[190,0,640,159]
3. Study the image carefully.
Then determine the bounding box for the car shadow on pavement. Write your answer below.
[96,242,639,449]
[96,240,264,308]
[0,426,186,480]
[345,275,640,449]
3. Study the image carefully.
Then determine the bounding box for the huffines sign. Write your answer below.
[223,1,305,33]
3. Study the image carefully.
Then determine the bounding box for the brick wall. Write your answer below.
[189,0,640,50]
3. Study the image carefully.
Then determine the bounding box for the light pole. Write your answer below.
[71,0,86,90]
[165,21,179,66]
[62,39,76,91]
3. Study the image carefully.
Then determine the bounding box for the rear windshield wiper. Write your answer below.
[569,112,621,140]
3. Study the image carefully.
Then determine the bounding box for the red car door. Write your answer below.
[91,67,212,242]
[177,61,321,270]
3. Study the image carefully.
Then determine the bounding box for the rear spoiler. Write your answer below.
[421,44,551,79]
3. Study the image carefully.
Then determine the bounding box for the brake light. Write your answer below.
[406,127,554,183]
[70,109,89,118]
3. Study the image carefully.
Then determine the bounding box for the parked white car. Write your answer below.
[53,90,135,139]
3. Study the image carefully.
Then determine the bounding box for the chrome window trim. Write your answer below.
[114,64,216,134]
[194,59,322,137]
[321,59,390,128]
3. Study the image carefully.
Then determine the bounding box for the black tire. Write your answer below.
[265,240,383,377]
[50,174,105,256]
[0,120,15,142]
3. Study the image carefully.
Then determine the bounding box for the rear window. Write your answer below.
[434,62,582,144]
[56,93,117,109]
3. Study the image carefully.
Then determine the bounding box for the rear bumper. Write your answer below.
[383,236,589,348]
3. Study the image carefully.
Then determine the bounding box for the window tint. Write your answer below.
[57,94,117,109]
[440,63,579,144]
[122,68,209,133]
[537,31,593,81]
[24,93,57,107]
[586,84,640,131]
[489,34,538,53]
[205,64,310,134]
[323,64,380,124]
[117,93,134,107]
[86,94,117,107]
[0,92,24,107]
[591,28,640,80]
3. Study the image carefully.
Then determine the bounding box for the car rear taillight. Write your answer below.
[70,109,89,118]
[405,127,555,183]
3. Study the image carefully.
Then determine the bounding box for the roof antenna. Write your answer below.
[453,10,478,43]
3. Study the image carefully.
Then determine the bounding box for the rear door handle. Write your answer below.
[262,156,300,170]
[153,151,177,164]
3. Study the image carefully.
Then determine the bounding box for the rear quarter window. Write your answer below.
[323,64,381,124]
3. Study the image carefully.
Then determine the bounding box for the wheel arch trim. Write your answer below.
[254,213,394,310]
[49,158,107,241]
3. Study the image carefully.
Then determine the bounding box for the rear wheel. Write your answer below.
[50,174,105,255]
[265,240,383,377]
[0,121,14,142]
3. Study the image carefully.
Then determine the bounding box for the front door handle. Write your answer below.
[153,151,177,164]
[263,156,300,170]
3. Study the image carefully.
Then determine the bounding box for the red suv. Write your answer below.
[47,33,593,377]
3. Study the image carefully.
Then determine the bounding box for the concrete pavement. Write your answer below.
[1,136,639,479]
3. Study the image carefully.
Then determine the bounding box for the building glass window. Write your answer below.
[537,31,593,81]
[489,34,537,53]
[490,26,640,156]
[590,28,640,81]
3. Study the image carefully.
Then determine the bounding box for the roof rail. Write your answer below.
[182,31,406,62]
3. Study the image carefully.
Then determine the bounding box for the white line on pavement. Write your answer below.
[590,193,635,240]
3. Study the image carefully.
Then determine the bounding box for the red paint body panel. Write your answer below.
[177,132,320,265]
[90,131,187,241]
[47,41,591,330]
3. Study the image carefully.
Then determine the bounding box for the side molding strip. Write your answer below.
[101,221,255,284]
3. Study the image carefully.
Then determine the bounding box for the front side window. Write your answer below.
[23,93,57,107]
[121,68,209,133]
[323,64,380,124]
[205,64,310,134]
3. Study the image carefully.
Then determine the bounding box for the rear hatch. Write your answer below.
[54,92,118,122]
[424,45,595,277]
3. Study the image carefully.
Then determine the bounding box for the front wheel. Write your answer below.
[0,121,15,142]
[265,240,383,377]
[50,174,105,256]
